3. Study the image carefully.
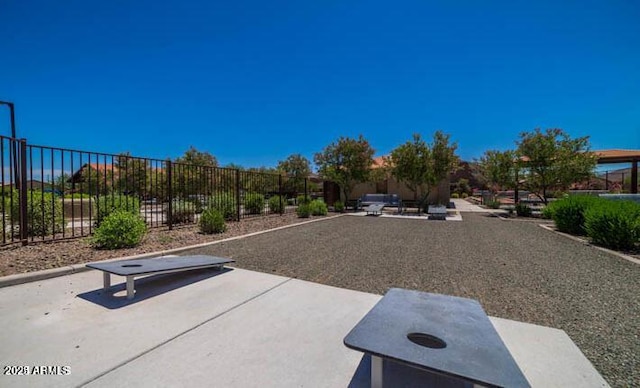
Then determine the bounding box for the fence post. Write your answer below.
[514,169,519,204]
[235,169,241,221]
[166,159,172,230]
[19,139,28,245]
[278,175,283,215]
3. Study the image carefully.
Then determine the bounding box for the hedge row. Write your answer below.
[550,196,640,250]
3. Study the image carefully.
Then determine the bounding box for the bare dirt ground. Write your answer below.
[0,213,313,276]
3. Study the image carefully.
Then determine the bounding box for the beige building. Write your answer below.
[336,157,451,205]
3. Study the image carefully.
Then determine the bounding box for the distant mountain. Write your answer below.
[598,167,631,181]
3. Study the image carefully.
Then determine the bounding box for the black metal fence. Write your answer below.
[1,135,318,246]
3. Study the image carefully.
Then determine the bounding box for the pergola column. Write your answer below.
[632,159,638,194]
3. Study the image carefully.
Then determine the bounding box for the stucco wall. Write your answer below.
[349,177,450,204]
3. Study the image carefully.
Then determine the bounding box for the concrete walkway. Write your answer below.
[0,267,607,387]
[450,198,505,213]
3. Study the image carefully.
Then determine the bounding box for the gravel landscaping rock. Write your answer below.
[0,214,308,276]
[183,213,640,388]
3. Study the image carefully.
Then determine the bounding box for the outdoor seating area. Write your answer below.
[0,264,608,388]
[2,208,635,386]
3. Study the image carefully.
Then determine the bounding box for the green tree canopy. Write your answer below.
[516,128,596,204]
[116,152,150,197]
[476,149,518,195]
[172,147,218,197]
[277,154,311,178]
[314,135,375,201]
[277,154,311,194]
[388,131,458,207]
[174,146,218,167]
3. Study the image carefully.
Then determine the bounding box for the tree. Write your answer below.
[476,150,518,197]
[173,147,218,197]
[314,135,375,202]
[76,165,113,195]
[516,128,596,204]
[115,152,150,197]
[174,146,218,167]
[387,131,458,209]
[277,154,311,194]
[53,173,71,194]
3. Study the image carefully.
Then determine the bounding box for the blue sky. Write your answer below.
[1,0,638,171]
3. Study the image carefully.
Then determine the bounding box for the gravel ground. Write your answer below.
[0,213,309,276]
[183,213,640,387]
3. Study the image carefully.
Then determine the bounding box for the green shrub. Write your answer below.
[515,203,532,217]
[296,203,311,218]
[8,190,65,237]
[451,193,460,199]
[296,194,311,205]
[65,193,91,199]
[552,195,604,235]
[268,195,285,214]
[333,200,345,213]
[95,194,140,226]
[541,201,558,219]
[199,208,227,234]
[245,193,265,215]
[169,200,195,224]
[92,210,147,249]
[309,199,328,216]
[192,197,205,214]
[210,194,237,221]
[486,200,501,209]
[461,192,468,199]
[585,200,640,250]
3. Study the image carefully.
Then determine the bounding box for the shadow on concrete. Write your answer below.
[77,267,233,309]
[347,354,474,388]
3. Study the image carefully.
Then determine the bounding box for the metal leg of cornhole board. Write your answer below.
[371,355,383,388]
[126,276,135,299]
[103,272,111,290]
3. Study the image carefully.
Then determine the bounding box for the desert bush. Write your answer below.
[95,194,140,226]
[309,199,328,216]
[92,210,147,249]
[552,195,603,235]
[268,195,285,214]
[169,200,195,224]
[296,203,311,218]
[8,190,65,236]
[585,200,640,250]
[333,200,345,213]
[296,194,311,205]
[461,192,468,199]
[199,208,226,234]
[485,200,501,209]
[451,193,460,199]
[541,201,558,219]
[245,193,265,215]
[515,202,532,217]
[210,194,237,221]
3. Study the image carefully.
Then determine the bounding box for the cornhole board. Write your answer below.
[366,204,385,216]
[344,288,530,387]
[86,255,235,300]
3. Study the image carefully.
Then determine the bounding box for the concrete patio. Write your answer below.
[0,264,607,387]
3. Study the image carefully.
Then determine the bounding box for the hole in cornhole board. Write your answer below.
[407,333,447,349]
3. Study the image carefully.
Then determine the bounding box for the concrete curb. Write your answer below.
[538,223,640,266]
[0,214,344,288]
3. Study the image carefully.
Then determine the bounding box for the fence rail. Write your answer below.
[1,135,319,246]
